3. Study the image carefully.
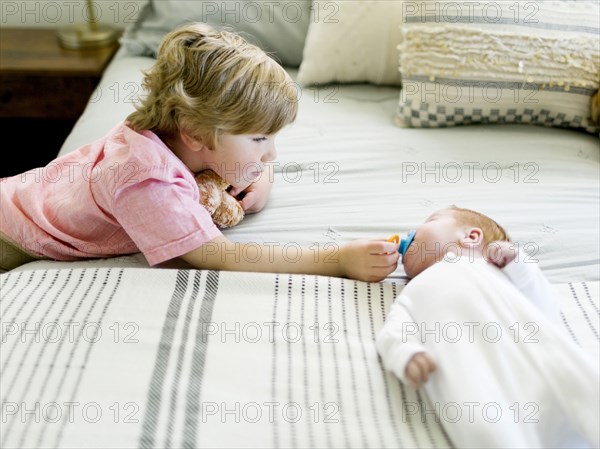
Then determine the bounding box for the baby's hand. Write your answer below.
[405,352,437,389]
[486,240,518,269]
[338,239,399,282]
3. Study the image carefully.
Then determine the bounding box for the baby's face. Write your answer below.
[402,210,465,278]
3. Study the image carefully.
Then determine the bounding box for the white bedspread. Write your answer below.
[1,267,598,448]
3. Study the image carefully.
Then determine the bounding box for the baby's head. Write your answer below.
[127,22,298,150]
[402,206,510,278]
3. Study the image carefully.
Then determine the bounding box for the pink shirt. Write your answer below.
[0,121,221,266]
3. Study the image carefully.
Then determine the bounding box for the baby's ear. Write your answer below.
[460,227,484,248]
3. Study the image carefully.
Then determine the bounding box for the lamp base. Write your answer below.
[57,24,119,50]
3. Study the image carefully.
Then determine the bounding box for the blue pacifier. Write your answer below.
[399,230,416,255]
[388,230,416,256]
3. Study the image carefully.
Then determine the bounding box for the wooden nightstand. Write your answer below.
[0,27,120,177]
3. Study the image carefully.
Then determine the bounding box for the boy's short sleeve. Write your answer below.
[113,174,221,266]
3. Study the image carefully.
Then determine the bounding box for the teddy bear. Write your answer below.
[195,169,245,229]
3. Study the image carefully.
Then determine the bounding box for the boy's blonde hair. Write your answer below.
[127,23,298,147]
[448,205,511,247]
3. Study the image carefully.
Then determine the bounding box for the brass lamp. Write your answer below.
[57,0,119,50]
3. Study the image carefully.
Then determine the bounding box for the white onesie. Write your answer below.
[376,255,599,449]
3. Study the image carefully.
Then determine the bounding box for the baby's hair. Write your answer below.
[447,205,511,247]
[127,22,298,148]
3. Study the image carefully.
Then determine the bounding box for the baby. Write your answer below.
[377,206,599,448]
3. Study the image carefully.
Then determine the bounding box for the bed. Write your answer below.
[1,1,599,448]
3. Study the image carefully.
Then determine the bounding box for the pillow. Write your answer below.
[121,0,312,67]
[395,0,600,134]
[297,1,404,86]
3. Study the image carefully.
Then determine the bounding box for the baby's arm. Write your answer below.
[405,353,437,390]
[181,236,400,282]
[376,299,436,388]
[487,241,560,323]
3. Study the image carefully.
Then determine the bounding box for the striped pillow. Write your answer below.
[395,0,600,134]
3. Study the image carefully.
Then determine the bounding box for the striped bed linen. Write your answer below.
[1,267,598,448]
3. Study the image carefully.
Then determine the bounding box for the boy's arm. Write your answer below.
[181,236,400,282]
[488,241,560,323]
[376,298,430,384]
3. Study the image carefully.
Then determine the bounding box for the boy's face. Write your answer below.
[205,133,277,191]
[402,209,467,278]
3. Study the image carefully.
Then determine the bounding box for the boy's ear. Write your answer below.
[181,131,209,152]
[460,227,484,248]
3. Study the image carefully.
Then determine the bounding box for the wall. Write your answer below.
[1,0,146,28]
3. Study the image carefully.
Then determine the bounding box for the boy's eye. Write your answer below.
[252,137,267,142]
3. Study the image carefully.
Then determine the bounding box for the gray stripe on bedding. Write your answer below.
[0,267,15,292]
[285,275,296,448]
[366,283,388,447]
[315,277,332,448]
[560,310,581,347]
[1,270,59,378]
[0,271,31,316]
[5,269,75,445]
[354,282,386,446]
[2,269,119,447]
[569,283,600,341]
[139,270,190,449]
[271,274,281,448]
[583,282,600,316]
[182,270,219,449]
[29,270,87,447]
[416,389,438,448]
[164,271,202,448]
[328,277,349,447]
[342,279,368,447]
[1,269,62,446]
[1,271,44,336]
[54,269,124,447]
[376,283,405,448]
[300,276,316,448]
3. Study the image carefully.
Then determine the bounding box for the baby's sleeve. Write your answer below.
[502,255,561,324]
[376,297,427,384]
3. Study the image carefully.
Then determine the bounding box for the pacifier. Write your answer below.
[387,230,416,256]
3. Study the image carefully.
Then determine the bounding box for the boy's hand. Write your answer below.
[339,239,400,282]
[231,171,273,214]
[405,352,437,389]
[486,240,517,269]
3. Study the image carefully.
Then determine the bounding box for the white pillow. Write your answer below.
[297,1,403,86]
[395,0,600,135]
[121,0,312,67]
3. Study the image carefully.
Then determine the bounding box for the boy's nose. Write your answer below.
[262,145,277,162]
